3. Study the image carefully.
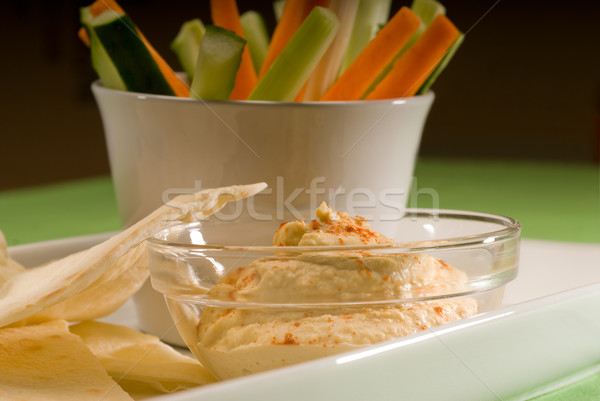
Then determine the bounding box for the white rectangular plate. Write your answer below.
[8,236,600,401]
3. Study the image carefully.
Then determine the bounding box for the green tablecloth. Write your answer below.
[1,157,598,246]
[0,157,599,400]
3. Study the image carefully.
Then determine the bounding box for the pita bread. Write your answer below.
[0,183,267,327]
[0,230,25,286]
[25,243,148,324]
[70,321,216,396]
[0,320,132,400]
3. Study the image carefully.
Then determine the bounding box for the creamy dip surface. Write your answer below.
[273,202,395,246]
[194,203,478,379]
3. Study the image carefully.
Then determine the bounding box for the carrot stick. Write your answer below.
[89,0,124,16]
[320,7,421,101]
[210,0,257,100]
[78,27,90,47]
[365,14,459,100]
[86,0,189,97]
[259,0,329,78]
[136,30,190,97]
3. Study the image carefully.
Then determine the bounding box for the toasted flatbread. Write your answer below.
[0,230,25,286]
[70,321,216,396]
[0,320,132,400]
[0,183,267,327]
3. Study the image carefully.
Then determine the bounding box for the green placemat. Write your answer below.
[0,176,121,246]
[529,371,600,400]
[510,365,600,401]
[0,158,598,246]
[410,158,600,244]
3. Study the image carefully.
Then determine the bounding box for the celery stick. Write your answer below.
[240,11,270,74]
[248,7,339,102]
[339,0,392,75]
[190,25,245,100]
[171,19,206,80]
[273,0,286,22]
[411,0,446,26]
[416,33,464,95]
[303,0,359,101]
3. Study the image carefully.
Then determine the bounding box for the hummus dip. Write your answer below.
[194,203,478,379]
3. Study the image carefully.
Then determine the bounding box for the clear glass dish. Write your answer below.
[147,209,520,380]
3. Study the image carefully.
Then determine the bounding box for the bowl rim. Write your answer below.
[90,79,435,107]
[146,208,521,254]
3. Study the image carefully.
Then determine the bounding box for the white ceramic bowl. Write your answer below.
[92,82,434,227]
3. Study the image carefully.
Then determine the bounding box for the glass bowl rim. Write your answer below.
[146,208,521,254]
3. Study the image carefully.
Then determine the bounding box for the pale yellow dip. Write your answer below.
[273,202,395,246]
[194,203,477,379]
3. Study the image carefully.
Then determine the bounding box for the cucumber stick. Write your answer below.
[190,25,245,101]
[248,7,339,102]
[171,19,206,80]
[240,11,270,75]
[90,32,127,91]
[80,7,125,91]
[80,6,175,95]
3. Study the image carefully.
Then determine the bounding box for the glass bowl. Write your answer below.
[147,209,520,380]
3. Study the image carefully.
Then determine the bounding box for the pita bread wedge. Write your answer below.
[0,183,267,327]
[0,229,25,286]
[26,243,148,323]
[70,321,216,397]
[0,320,132,401]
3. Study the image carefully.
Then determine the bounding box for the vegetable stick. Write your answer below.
[362,22,424,98]
[416,32,464,94]
[88,24,127,91]
[190,25,245,101]
[363,0,445,97]
[210,0,257,100]
[273,0,287,21]
[89,0,124,16]
[259,0,330,78]
[78,27,90,47]
[171,19,206,80]
[320,7,421,101]
[248,6,339,101]
[85,0,189,97]
[411,0,446,26]
[339,0,391,75]
[240,11,270,74]
[135,30,190,97]
[302,0,359,101]
[366,14,460,100]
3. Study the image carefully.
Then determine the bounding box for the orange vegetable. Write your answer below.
[210,0,257,100]
[78,27,90,47]
[366,14,460,100]
[259,0,329,78]
[320,7,421,101]
[89,0,124,16]
[86,0,189,97]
